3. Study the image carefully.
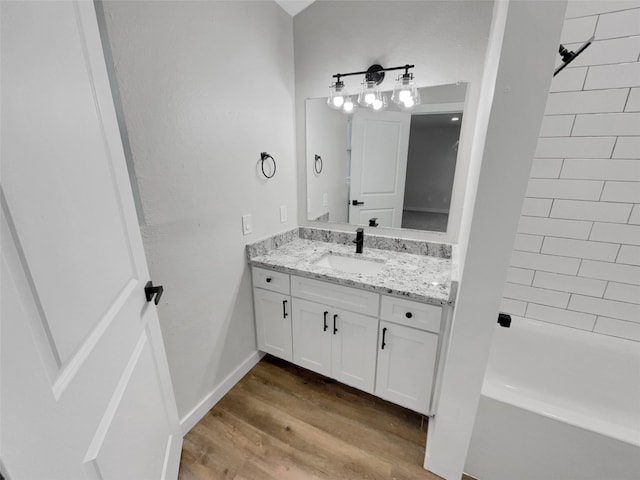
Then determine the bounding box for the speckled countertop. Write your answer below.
[249,237,456,306]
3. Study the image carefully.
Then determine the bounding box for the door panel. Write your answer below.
[253,289,293,361]
[375,321,438,415]
[349,110,411,228]
[0,2,181,478]
[2,0,138,365]
[331,309,378,394]
[291,298,332,377]
[85,330,176,480]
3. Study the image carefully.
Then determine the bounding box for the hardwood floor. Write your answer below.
[179,356,470,480]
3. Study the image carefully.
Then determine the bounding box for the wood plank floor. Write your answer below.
[179,356,472,480]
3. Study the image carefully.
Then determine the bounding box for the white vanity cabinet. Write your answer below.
[251,265,447,415]
[375,296,442,415]
[252,268,292,361]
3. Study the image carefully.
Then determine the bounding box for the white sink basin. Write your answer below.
[314,253,385,275]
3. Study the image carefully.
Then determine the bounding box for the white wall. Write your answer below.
[305,99,349,222]
[426,1,567,478]
[499,0,640,342]
[97,0,296,427]
[404,120,461,213]
[294,0,494,243]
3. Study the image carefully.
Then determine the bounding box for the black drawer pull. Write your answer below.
[283,300,288,318]
[381,327,387,349]
[266,277,272,283]
[333,314,338,334]
[323,311,329,332]
[405,312,413,319]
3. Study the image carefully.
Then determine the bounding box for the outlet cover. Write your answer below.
[280,205,287,223]
[242,214,252,235]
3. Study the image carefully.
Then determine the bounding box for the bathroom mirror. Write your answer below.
[306,82,467,233]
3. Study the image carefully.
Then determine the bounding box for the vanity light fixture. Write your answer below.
[328,63,418,113]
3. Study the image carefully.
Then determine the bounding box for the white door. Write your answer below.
[349,110,411,228]
[291,299,332,377]
[253,289,293,361]
[375,321,438,415]
[331,308,379,394]
[1,2,182,478]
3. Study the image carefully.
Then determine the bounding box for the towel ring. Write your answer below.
[260,152,276,179]
[314,154,323,175]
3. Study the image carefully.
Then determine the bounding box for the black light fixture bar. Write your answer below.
[554,37,593,77]
[333,64,414,84]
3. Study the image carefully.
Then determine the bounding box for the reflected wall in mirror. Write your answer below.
[306,83,467,232]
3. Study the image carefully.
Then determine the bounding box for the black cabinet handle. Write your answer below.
[323,311,329,332]
[381,327,387,349]
[266,277,272,283]
[283,300,288,318]
[144,281,164,306]
[351,200,365,206]
[405,312,413,319]
[333,314,338,334]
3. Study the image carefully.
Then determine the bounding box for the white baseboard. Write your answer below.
[179,350,264,435]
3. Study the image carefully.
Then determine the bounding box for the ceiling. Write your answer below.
[274,0,316,16]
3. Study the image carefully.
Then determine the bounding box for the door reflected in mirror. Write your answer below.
[306,82,467,233]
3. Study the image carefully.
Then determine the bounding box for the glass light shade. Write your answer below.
[327,81,348,110]
[342,96,356,114]
[370,94,388,111]
[392,73,420,110]
[358,80,382,107]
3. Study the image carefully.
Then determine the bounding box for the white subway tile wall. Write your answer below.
[501,2,640,343]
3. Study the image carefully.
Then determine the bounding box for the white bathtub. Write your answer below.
[465,317,640,480]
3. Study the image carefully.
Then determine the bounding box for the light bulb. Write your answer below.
[364,92,376,104]
[399,90,411,103]
[403,97,415,108]
[332,96,344,107]
[372,99,383,110]
[343,99,354,113]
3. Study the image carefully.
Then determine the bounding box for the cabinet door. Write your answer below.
[331,308,379,394]
[291,298,332,377]
[253,288,292,361]
[375,321,438,415]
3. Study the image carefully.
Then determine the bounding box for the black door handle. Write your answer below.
[283,300,288,318]
[323,311,329,332]
[351,200,365,206]
[381,327,387,349]
[333,314,338,334]
[144,281,164,305]
[266,277,272,283]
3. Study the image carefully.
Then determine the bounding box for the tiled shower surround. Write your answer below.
[500,2,640,341]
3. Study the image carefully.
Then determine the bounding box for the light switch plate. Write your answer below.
[280,205,287,223]
[322,193,328,206]
[242,214,252,235]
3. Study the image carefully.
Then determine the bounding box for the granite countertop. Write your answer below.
[248,238,456,306]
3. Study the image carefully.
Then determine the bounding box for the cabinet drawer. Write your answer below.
[252,267,290,295]
[291,276,379,317]
[380,296,441,333]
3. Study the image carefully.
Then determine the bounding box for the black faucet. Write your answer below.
[353,227,364,254]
